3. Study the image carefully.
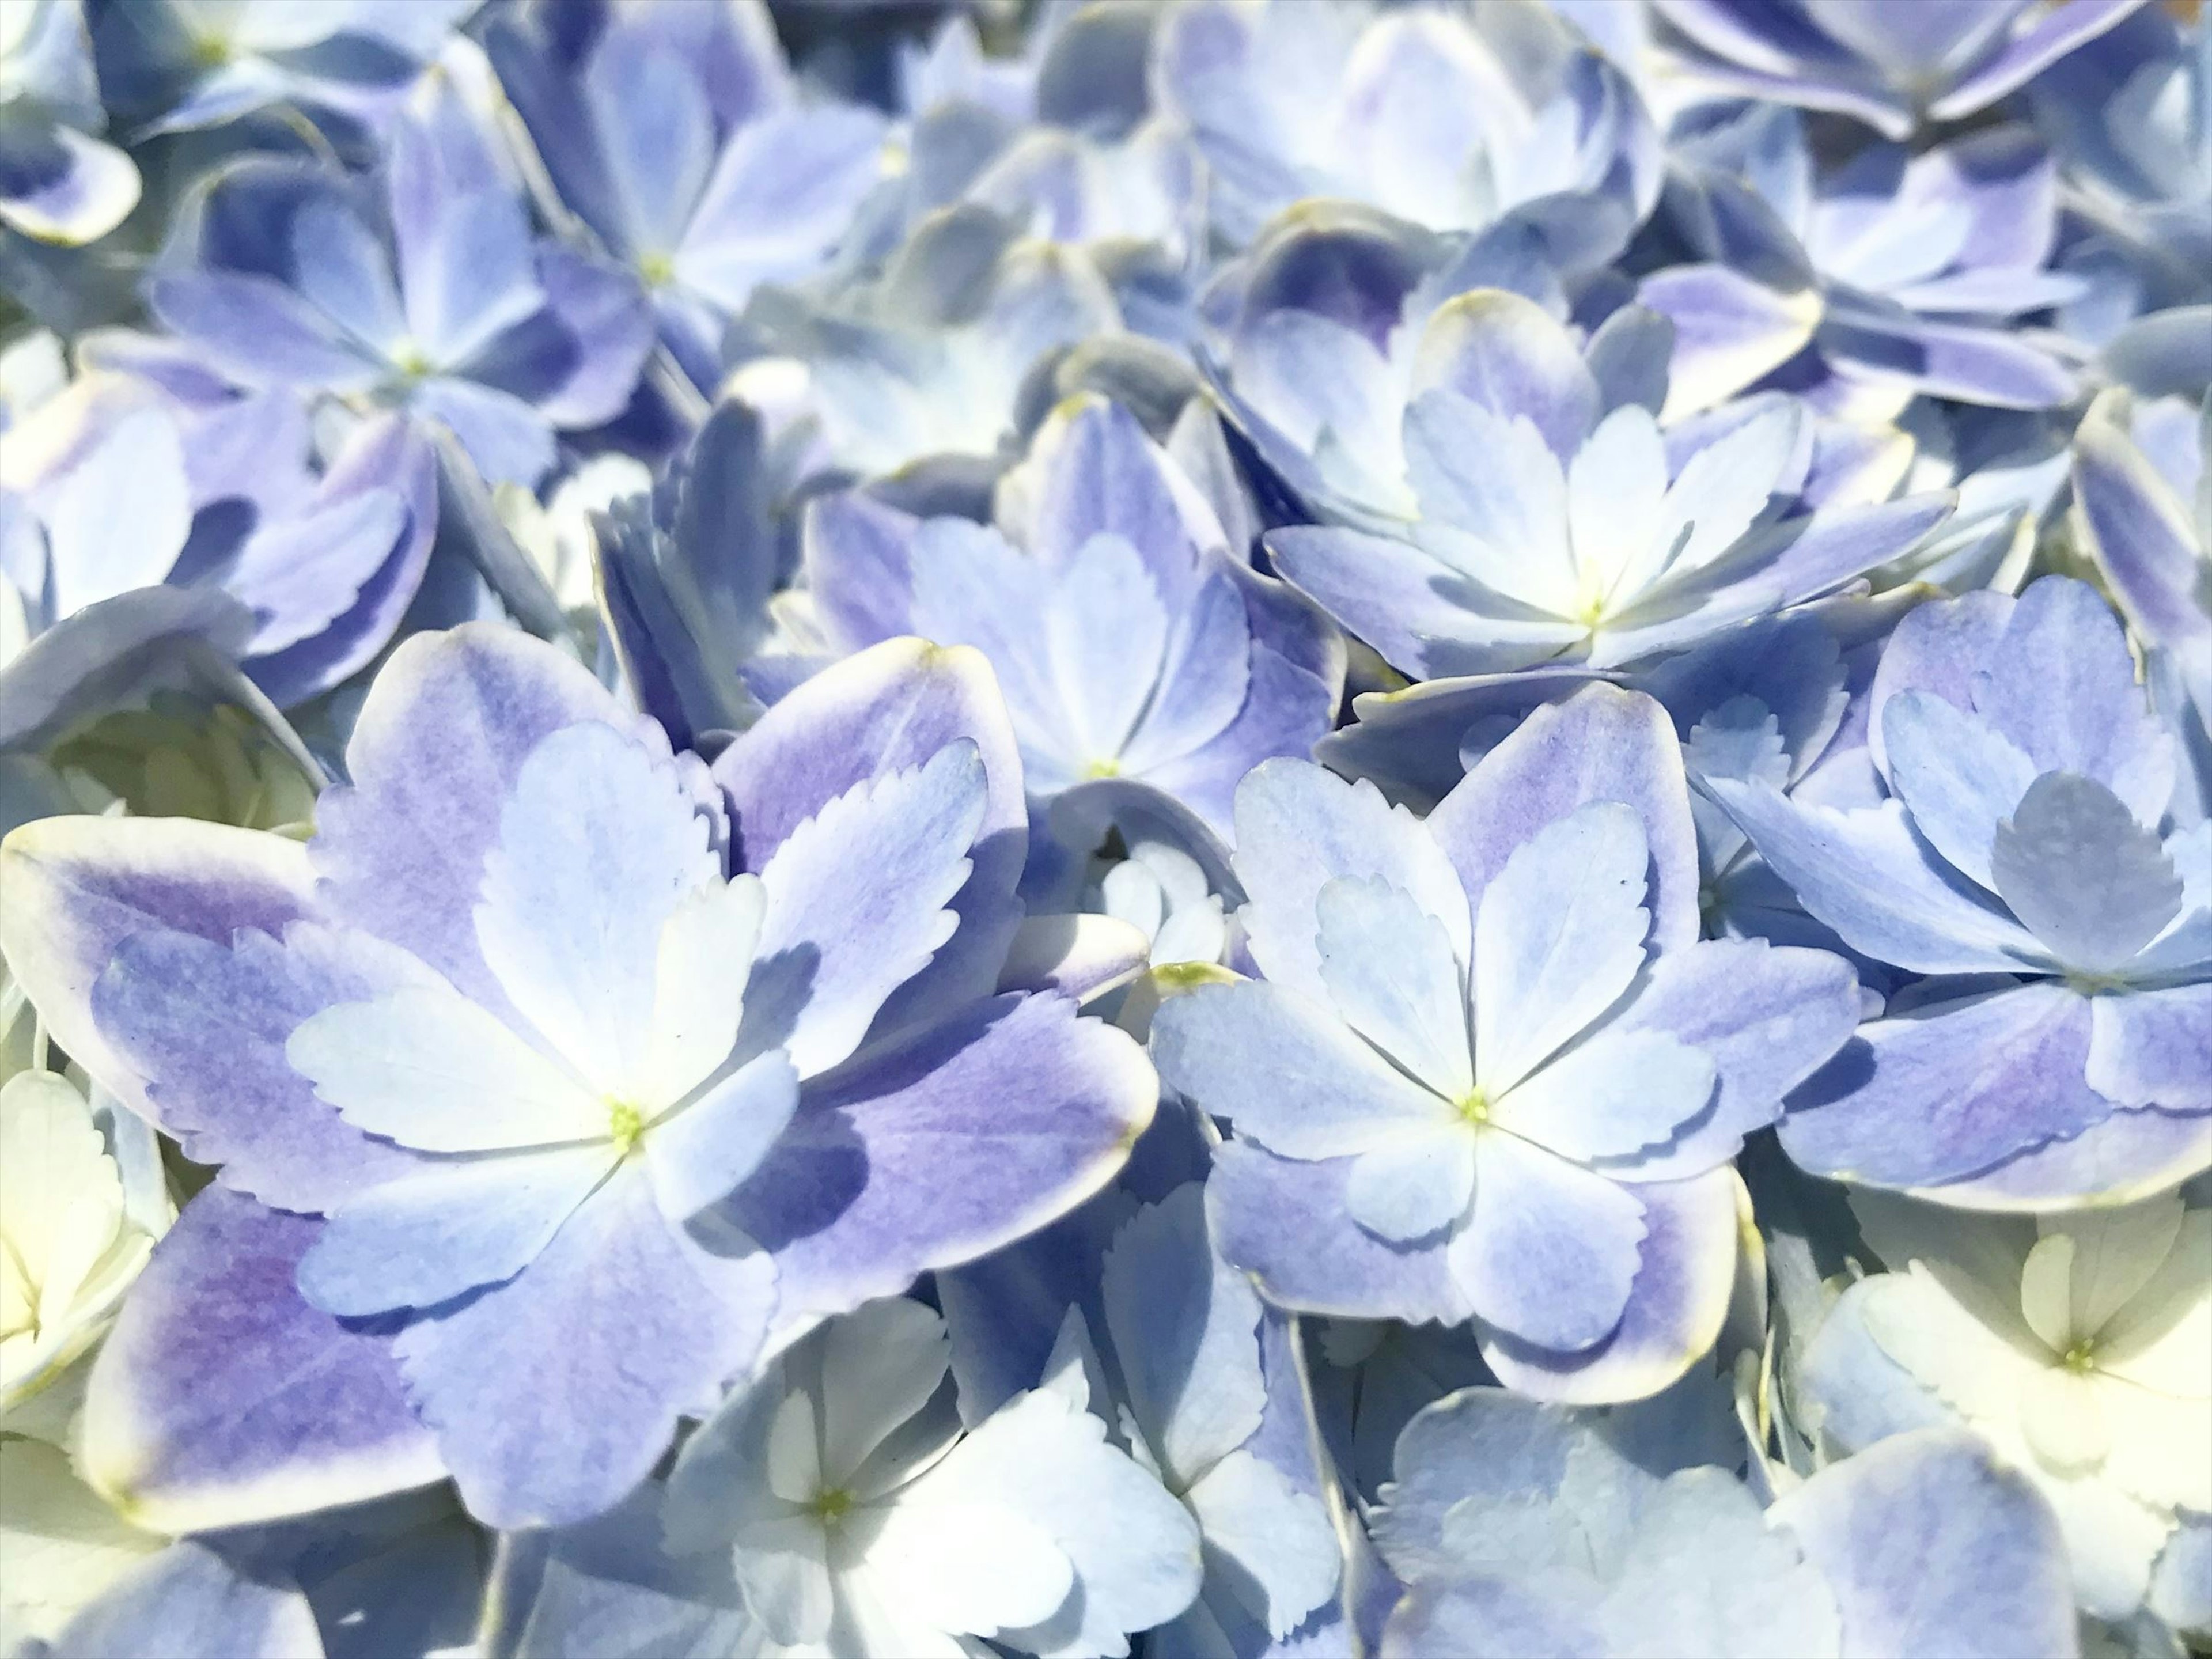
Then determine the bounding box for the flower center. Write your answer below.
[638,251,675,288]
[2061,1340,2097,1375]
[809,1487,854,1526]
[1455,1089,1491,1127]
[1084,757,1122,779]
[607,1101,646,1157]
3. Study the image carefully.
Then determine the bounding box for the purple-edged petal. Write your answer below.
[1918,1109,2212,1213]
[1448,1132,1645,1353]
[393,1163,774,1529]
[1878,691,2036,892]
[722,991,1155,1335]
[1780,982,2110,1189]
[1429,684,1701,957]
[78,1187,442,1535]
[1205,1141,1471,1325]
[1480,1167,1743,1404]
[1407,290,1600,462]
[2071,392,2212,663]
[0,814,315,1122]
[747,740,987,1078]
[1929,0,2153,120]
[1769,1429,2075,1659]
[802,491,921,651]
[311,623,635,1012]
[1638,264,1821,419]
[1699,781,2042,974]
[93,921,434,1213]
[236,415,439,706]
[1607,937,1862,1181]
[1819,309,2075,410]
[715,639,1027,1036]
[0,586,252,753]
[1264,524,1586,682]
[1490,1030,1716,1166]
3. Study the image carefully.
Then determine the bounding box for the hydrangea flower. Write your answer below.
[1152,685,1860,1400]
[777,395,1343,839]
[1652,111,2087,416]
[91,0,477,143]
[1806,1189,2211,1624]
[1706,575,2212,1207]
[146,73,653,486]
[664,1294,1203,1657]
[1643,0,2152,139]
[1262,289,1952,681]
[2,366,437,710]
[484,0,891,390]
[737,204,1123,485]
[892,6,1205,271]
[1154,0,1659,259]
[0,0,138,245]
[0,624,1157,1528]
[1371,1385,2078,1657]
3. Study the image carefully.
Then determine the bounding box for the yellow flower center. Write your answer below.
[638,251,675,288]
[1455,1089,1491,1127]
[809,1487,854,1525]
[607,1101,646,1157]
[2061,1340,2097,1375]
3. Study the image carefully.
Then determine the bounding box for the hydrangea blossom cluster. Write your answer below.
[3,3,2210,1656]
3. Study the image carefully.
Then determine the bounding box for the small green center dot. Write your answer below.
[638,251,675,287]
[2061,1342,2097,1374]
[193,35,232,67]
[1455,1089,1490,1126]
[607,1101,646,1156]
[809,1487,854,1525]
[391,342,433,380]
[1084,757,1122,779]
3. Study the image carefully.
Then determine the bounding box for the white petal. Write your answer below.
[1316,874,1472,1099]
[1181,1449,1343,1641]
[475,721,721,1099]
[2018,1234,2075,1355]
[2097,1211,2211,1398]
[1472,800,1651,1096]
[641,872,765,1107]
[2020,1366,2107,1475]
[822,1297,954,1495]
[2053,1194,2187,1341]
[287,984,608,1153]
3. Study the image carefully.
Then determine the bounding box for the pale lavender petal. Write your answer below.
[1448,1132,1645,1353]
[395,1163,774,1529]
